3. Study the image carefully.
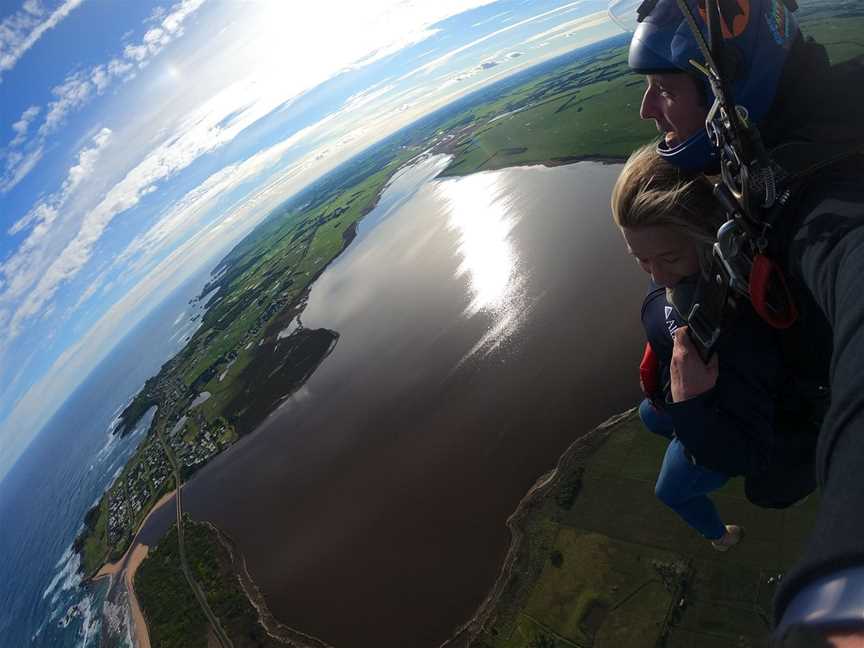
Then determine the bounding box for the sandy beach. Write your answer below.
[91,489,175,647]
[92,490,176,581]
[125,543,151,648]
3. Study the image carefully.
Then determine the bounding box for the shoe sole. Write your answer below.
[711,527,744,552]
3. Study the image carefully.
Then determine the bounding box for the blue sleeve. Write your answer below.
[774,565,864,639]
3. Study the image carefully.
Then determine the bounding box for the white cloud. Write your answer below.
[342,83,397,113]
[6,200,57,238]
[106,57,134,78]
[69,266,105,311]
[0,0,85,80]
[348,28,441,70]
[123,43,148,62]
[1,0,206,190]
[23,0,44,14]
[7,127,111,236]
[64,127,112,193]
[112,117,330,284]
[0,144,42,192]
[3,76,303,343]
[90,65,109,92]
[404,0,590,79]
[471,10,513,28]
[520,10,611,45]
[37,0,205,137]
[9,104,40,146]
[40,71,93,135]
[1,128,112,328]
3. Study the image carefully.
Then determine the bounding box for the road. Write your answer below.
[158,430,234,648]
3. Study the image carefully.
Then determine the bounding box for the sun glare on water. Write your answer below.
[437,173,530,358]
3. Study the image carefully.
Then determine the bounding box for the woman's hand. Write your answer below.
[671,326,719,402]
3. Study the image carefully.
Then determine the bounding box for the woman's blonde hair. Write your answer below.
[611,143,725,273]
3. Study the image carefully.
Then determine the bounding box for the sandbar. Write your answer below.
[125,543,151,648]
[93,489,176,580]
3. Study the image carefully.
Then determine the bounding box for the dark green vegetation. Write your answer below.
[135,517,285,648]
[448,412,819,648]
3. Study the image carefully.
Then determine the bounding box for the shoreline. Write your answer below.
[435,150,628,179]
[125,543,152,648]
[92,489,176,582]
[91,490,175,648]
[439,408,635,648]
[207,521,335,648]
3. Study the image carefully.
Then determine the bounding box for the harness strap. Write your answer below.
[770,140,864,195]
[747,142,864,328]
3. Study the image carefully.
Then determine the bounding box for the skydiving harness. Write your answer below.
[661,0,864,361]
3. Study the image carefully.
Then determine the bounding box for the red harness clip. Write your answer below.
[639,341,660,398]
[749,254,799,329]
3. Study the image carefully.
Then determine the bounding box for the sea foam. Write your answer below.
[42,545,80,601]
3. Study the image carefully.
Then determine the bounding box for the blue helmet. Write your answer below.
[626,0,799,171]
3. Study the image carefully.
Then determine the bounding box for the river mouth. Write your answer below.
[139,157,648,648]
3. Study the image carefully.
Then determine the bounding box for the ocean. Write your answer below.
[0,268,218,648]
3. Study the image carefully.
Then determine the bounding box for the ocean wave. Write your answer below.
[54,544,74,569]
[123,602,134,648]
[50,556,83,607]
[107,413,123,435]
[31,618,47,642]
[75,594,100,648]
[109,463,125,484]
[95,429,120,462]
[104,414,150,467]
[172,310,188,327]
[42,544,80,601]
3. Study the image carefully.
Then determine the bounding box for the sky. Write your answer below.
[0,0,623,480]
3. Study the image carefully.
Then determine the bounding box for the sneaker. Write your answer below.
[711,525,743,552]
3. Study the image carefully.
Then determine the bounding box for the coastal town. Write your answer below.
[106,440,170,547]
[102,391,238,549]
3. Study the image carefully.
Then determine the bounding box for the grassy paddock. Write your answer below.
[466,413,819,648]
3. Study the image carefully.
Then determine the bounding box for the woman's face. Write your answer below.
[621,225,700,288]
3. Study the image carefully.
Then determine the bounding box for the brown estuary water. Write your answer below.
[139,155,649,647]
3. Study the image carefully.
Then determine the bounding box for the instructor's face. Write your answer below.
[640,73,708,147]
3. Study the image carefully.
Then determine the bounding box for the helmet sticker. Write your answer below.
[697,0,751,39]
[765,0,792,46]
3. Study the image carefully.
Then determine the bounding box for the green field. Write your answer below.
[438,47,657,177]
[457,412,818,648]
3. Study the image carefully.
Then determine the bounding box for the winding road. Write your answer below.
[158,430,234,648]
